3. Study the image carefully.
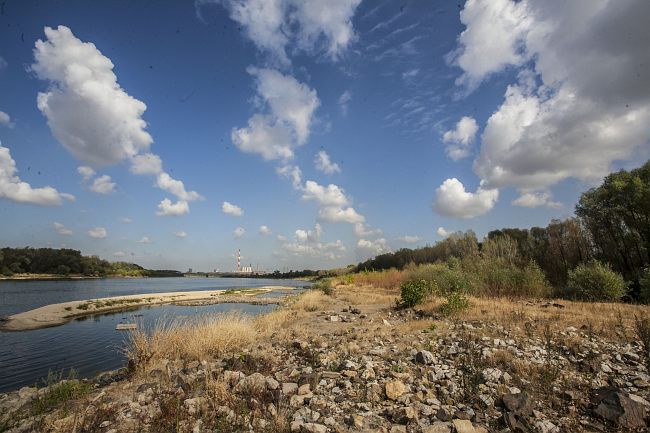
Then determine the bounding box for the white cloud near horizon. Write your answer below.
[87,226,107,239]
[201,0,362,66]
[233,227,246,238]
[436,227,450,237]
[32,25,200,215]
[53,222,72,236]
[259,225,272,235]
[356,238,390,259]
[222,201,244,216]
[137,236,151,244]
[398,235,420,244]
[174,231,188,238]
[442,116,478,161]
[0,143,74,206]
[512,191,561,209]
[280,223,345,260]
[314,150,341,174]
[432,177,498,219]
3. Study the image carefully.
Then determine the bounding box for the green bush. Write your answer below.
[565,260,627,301]
[400,279,429,308]
[640,267,650,304]
[312,279,334,296]
[439,291,470,316]
[473,258,550,298]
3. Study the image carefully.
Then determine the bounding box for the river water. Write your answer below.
[0,277,307,392]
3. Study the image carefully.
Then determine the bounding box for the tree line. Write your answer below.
[358,159,650,299]
[0,248,182,278]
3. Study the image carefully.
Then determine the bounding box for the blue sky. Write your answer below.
[1,0,648,271]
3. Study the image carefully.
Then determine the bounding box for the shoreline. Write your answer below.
[0,286,299,332]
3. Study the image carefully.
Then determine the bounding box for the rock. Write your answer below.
[385,380,407,400]
[436,408,452,421]
[392,406,417,423]
[415,350,435,365]
[99,421,111,428]
[266,377,280,390]
[592,387,648,429]
[234,372,267,395]
[502,391,533,417]
[298,384,311,395]
[329,315,340,322]
[481,367,503,383]
[302,423,327,433]
[422,422,452,433]
[283,382,299,396]
[535,419,559,433]
[183,397,206,415]
[452,419,476,433]
[321,371,341,380]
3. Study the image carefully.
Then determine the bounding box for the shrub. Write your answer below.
[640,267,650,304]
[439,291,470,316]
[473,258,551,298]
[32,370,92,415]
[353,268,405,290]
[565,260,627,301]
[311,279,334,296]
[400,279,428,308]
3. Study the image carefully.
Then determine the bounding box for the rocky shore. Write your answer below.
[1,284,649,432]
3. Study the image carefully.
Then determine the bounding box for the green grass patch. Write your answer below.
[31,370,92,416]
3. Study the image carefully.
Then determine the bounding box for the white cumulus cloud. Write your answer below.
[222,201,244,216]
[0,143,73,206]
[280,223,345,260]
[89,175,116,194]
[137,236,151,244]
[302,180,364,224]
[357,238,390,259]
[454,0,650,199]
[432,178,498,219]
[87,227,107,239]
[32,25,200,214]
[53,222,72,236]
[442,116,478,161]
[204,0,362,65]
[232,68,320,162]
[314,150,341,174]
[156,198,189,216]
[174,231,188,238]
[436,227,451,238]
[0,111,14,128]
[512,191,561,209]
[233,227,246,238]
[77,166,95,181]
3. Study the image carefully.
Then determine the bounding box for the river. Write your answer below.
[0,277,308,392]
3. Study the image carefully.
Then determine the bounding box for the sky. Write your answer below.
[1,0,649,272]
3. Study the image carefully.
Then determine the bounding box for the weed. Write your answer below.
[31,370,92,416]
[439,292,470,317]
[400,279,428,308]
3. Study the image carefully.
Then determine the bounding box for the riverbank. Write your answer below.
[1,283,650,432]
[0,273,105,281]
[0,286,298,331]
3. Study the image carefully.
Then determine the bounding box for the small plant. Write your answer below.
[565,260,627,301]
[344,274,354,285]
[223,289,237,295]
[635,315,650,371]
[429,323,437,332]
[439,291,470,316]
[399,279,428,308]
[311,279,334,296]
[76,302,90,310]
[31,370,92,415]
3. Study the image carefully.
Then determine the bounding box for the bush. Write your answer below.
[400,279,429,308]
[565,261,627,301]
[640,267,650,304]
[473,258,551,298]
[312,279,334,296]
[439,291,470,316]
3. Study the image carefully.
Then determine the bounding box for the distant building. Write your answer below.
[241,265,253,273]
[188,268,193,273]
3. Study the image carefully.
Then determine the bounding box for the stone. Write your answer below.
[422,422,452,433]
[436,408,451,421]
[452,419,476,433]
[183,397,206,415]
[392,406,417,424]
[535,420,559,433]
[592,387,648,429]
[502,392,533,417]
[234,372,266,395]
[283,382,299,396]
[385,380,408,400]
[302,423,327,433]
[415,350,435,365]
[266,377,280,390]
[298,384,311,395]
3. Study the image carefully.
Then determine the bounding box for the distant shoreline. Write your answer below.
[0,273,182,281]
[0,286,299,331]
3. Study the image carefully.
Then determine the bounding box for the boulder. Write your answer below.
[592,387,648,429]
[415,350,435,365]
[385,380,407,400]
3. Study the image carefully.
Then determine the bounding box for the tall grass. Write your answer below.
[351,268,405,290]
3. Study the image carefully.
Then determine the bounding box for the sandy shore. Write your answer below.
[0,286,298,331]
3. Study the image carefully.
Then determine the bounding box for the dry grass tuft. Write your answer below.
[290,290,330,312]
[419,296,650,340]
[336,284,398,305]
[347,269,406,290]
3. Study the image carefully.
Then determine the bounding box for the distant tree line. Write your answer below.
[358,160,650,298]
[0,248,181,278]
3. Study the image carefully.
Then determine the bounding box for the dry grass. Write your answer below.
[290,290,330,312]
[419,296,650,340]
[336,283,399,305]
[344,269,406,291]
